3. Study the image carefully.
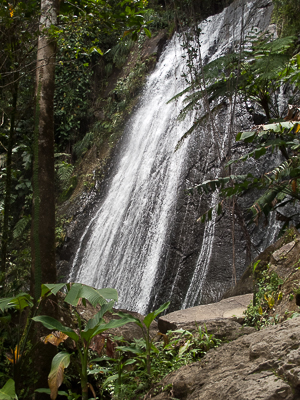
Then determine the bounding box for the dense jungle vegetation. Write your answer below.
[1,0,300,398]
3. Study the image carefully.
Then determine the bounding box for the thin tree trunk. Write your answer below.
[31,0,59,299]
[1,78,18,291]
[231,198,236,285]
[31,1,59,398]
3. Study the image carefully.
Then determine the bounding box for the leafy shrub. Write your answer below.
[99,325,221,399]
[244,265,283,329]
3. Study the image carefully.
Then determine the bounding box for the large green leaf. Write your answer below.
[41,283,66,297]
[80,301,115,341]
[32,316,79,341]
[92,315,137,336]
[48,352,71,400]
[84,301,114,332]
[236,130,256,142]
[262,121,297,132]
[0,379,17,400]
[64,283,118,307]
[103,374,118,387]
[143,302,170,329]
[64,283,82,306]
[97,288,118,302]
[0,293,33,313]
[117,310,143,328]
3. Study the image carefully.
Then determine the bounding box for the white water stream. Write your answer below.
[70,35,194,313]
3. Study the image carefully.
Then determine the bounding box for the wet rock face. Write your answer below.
[147,0,276,313]
[147,317,300,400]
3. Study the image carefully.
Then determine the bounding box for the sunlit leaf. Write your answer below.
[48,352,71,400]
[0,379,17,400]
[0,293,33,313]
[143,27,151,38]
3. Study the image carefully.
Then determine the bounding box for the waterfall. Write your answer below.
[70,34,194,313]
[69,0,274,313]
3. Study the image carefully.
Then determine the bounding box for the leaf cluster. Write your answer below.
[171,32,298,146]
[243,265,283,329]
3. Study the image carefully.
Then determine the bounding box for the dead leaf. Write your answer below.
[157,332,169,347]
[41,331,68,346]
[89,334,105,355]
[284,105,300,121]
[88,383,96,399]
[106,337,116,358]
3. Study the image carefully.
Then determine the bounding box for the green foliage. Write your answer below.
[12,216,31,240]
[72,131,94,160]
[273,0,300,37]
[33,283,136,400]
[0,379,17,400]
[110,36,135,69]
[98,325,221,399]
[55,161,74,189]
[172,33,297,146]
[0,286,221,400]
[0,291,37,399]
[125,301,170,375]
[93,54,155,148]
[0,292,33,313]
[244,266,283,329]
[54,45,93,151]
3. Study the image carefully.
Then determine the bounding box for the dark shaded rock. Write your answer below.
[141,30,168,61]
[252,112,268,125]
[223,226,300,299]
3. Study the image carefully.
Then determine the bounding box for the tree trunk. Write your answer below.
[31,1,59,398]
[31,0,59,299]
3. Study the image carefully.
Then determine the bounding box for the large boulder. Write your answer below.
[147,316,300,400]
[158,294,254,341]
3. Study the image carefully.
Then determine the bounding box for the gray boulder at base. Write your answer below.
[147,316,300,400]
[158,294,254,340]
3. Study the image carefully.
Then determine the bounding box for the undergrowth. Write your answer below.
[88,326,221,399]
[243,265,283,329]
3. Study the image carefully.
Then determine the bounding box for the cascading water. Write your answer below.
[70,35,195,313]
[69,0,275,313]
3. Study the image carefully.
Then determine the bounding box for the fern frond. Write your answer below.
[73,131,94,159]
[56,162,74,187]
[13,215,31,239]
[256,36,296,55]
